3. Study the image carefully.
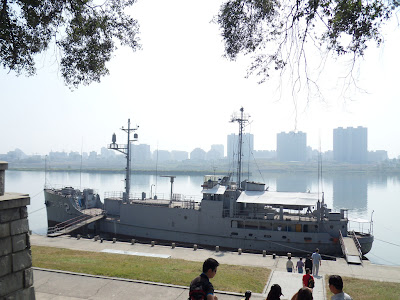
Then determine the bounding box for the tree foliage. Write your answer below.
[216,0,399,86]
[0,0,140,87]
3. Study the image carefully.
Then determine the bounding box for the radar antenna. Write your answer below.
[230,107,250,188]
[108,119,139,203]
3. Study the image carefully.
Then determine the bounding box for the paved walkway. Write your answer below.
[34,268,248,300]
[31,234,400,300]
[266,271,325,300]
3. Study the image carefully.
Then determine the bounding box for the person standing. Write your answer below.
[302,268,314,289]
[286,257,294,272]
[311,248,322,276]
[305,254,312,274]
[296,257,305,273]
[328,275,353,300]
[189,258,219,300]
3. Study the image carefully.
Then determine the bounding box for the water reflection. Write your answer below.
[332,174,368,213]
[367,174,388,188]
[276,173,311,192]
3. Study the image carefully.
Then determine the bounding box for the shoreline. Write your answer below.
[8,165,400,175]
[30,234,400,284]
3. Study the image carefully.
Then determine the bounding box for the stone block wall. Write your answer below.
[0,161,35,299]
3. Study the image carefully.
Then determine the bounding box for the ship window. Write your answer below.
[342,226,345,228]
[304,237,312,242]
[330,225,334,229]
[184,216,187,220]
[264,235,271,238]
[315,225,318,229]
[231,232,238,236]
[249,233,253,237]
[282,236,287,239]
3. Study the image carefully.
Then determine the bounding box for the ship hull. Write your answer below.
[99,200,373,256]
[44,190,84,227]
[44,190,373,257]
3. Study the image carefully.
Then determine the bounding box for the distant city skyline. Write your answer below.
[1,127,391,163]
[1,1,399,160]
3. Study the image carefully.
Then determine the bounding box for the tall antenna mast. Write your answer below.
[44,155,48,187]
[230,107,250,188]
[108,119,139,203]
[79,137,83,190]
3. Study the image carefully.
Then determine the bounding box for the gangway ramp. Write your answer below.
[47,213,105,237]
[339,231,363,265]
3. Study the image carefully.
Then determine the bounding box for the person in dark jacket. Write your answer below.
[305,254,312,274]
[189,258,219,300]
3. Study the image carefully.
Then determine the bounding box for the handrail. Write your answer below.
[48,210,105,235]
[349,230,363,261]
[51,214,88,229]
[48,215,90,234]
[339,230,346,256]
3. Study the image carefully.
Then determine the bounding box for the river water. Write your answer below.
[5,170,400,266]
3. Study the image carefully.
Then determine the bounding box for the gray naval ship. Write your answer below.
[44,109,374,257]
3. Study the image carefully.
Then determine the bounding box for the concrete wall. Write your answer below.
[0,161,35,299]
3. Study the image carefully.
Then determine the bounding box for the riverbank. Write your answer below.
[8,160,400,175]
[31,234,400,299]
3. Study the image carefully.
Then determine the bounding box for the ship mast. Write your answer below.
[230,107,250,189]
[108,119,139,203]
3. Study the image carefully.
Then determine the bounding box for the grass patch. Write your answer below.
[32,246,270,293]
[325,276,400,300]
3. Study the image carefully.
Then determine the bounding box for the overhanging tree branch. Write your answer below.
[0,0,140,88]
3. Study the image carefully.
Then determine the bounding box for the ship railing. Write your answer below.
[104,191,167,200]
[104,191,201,202]
[348,218,373,236]
[174,194,201,202]
[229,210,318,222]
[171,199,200,210]
[130,192,169,200]
[104,191,125,199]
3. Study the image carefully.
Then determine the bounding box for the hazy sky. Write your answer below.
[1,0,399,158]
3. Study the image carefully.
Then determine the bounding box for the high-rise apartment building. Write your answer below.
[210,144,224,158]
[171,150,189,161]
[190,148,206,160]
[333,126,367,163]
[131,144,151,162]
[276,131,307,162]
[227,133,254,162]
